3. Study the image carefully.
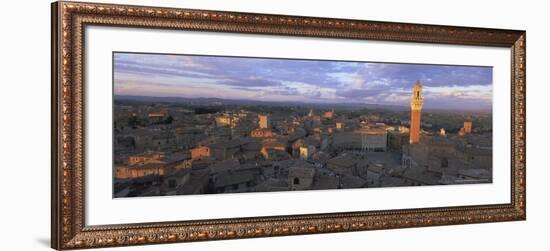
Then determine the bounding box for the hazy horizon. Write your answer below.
[114,52,493,111]
[115,94,493,113]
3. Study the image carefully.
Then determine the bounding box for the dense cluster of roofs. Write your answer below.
[113,83,492,197]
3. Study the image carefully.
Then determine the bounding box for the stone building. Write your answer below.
[388,130,408,152]
[459,118,473,136]
[289,165,316,191]
[410,80,423,144]
[299,145,316,160]
[150,131,178,150]
[177,169,210,195]
[260,139,288,159]
[190,146,210,160]
[353,127,388,152]
[175,127,207,150]
[148,111,168,123]
[162,168,192,194]
[326,152,368,177]
[251,128,274,138]
[209,139,242,160]
[115,161,166,179]
[464,118,472,134]
[128,151,164,165]
[258,114,270,129]
[323,109,334,120]
[212,169,259,193]
[401,134,492,184]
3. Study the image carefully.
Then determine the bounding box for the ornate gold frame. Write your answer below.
[51,1,526,249]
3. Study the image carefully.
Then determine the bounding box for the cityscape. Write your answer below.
[113,52,493,198]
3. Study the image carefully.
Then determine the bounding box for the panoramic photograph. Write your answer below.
[112,52,493,198]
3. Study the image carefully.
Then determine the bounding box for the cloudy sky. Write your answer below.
[114,52,493,111]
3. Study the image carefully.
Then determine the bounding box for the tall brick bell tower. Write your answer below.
[410,80,423,144]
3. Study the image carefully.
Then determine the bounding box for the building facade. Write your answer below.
[251,128,274,138]
[190,146,210,160]
[258,114,270,129]
[463,119,472,134]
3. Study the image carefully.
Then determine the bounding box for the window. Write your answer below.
[293,177,300,185]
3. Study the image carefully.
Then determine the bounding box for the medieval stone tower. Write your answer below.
[463,117,472,134]
[410,80,423,144]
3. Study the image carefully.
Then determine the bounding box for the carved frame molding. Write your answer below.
[51,1,526,249]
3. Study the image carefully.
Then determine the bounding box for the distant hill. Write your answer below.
[114,95,491,113]
[114,95,410,111]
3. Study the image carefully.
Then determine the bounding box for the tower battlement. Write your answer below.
[410,80,424,111]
